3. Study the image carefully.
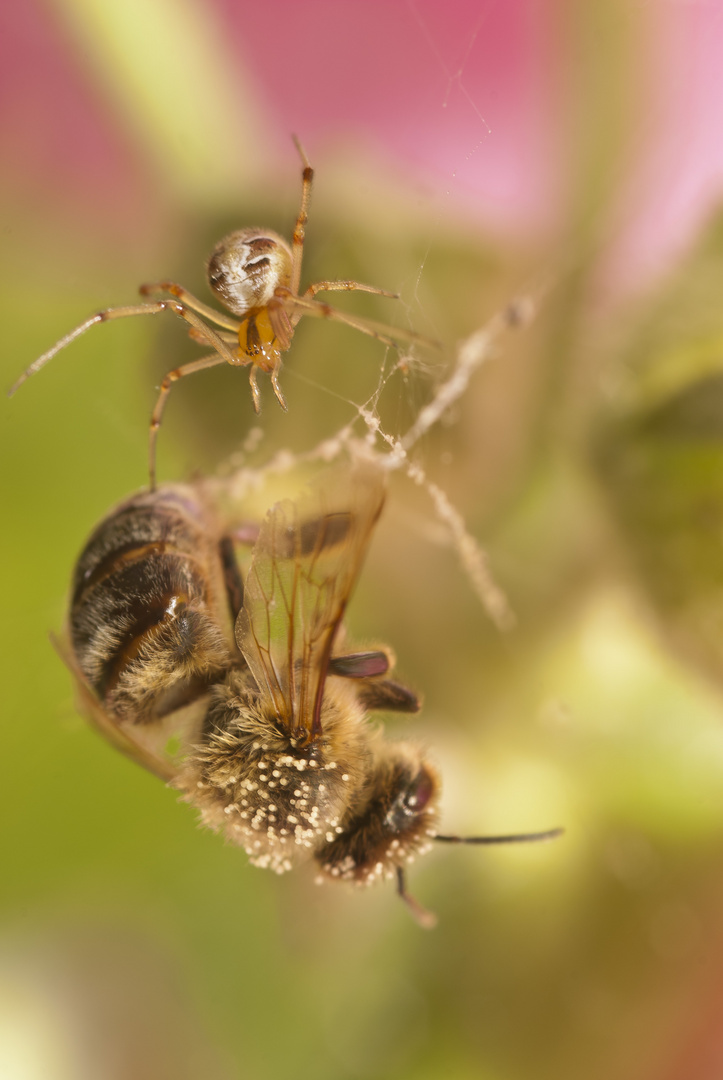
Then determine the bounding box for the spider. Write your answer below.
[9,136,437,489]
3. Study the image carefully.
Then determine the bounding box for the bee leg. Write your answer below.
[357,679,421,714]
[395,867,437,930]
[328,651,390,679]
[218,536,244,621]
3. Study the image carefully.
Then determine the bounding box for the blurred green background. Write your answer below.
[4,2,723,1078]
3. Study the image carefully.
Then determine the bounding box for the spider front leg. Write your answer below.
[8,298,239,397]
[247,365,262,414]
[281,290,441,352]
[239,301,292,413]
[139,281,240,332]
[268,363,287,411]
[188,307,289,414]
[304,279,399,301]
[291,279,400,332]
[290,135,314,297]
[244,351,287,415]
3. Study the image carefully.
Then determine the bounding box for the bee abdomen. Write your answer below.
[70,487,232,722]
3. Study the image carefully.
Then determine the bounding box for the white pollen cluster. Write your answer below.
[318,817,436,886]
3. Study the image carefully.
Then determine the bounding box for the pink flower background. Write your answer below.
[4,1,723,291]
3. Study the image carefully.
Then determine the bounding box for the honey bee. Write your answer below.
[9,138,437,491]
[67,462,561,926]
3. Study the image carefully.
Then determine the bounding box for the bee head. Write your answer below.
[206,229,293,316]
[315,746,440,887]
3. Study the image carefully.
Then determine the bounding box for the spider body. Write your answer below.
[10,137,437,489]
[204,228,295,385]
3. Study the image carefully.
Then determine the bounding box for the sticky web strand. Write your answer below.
[407,0,493,136]
[407,465,515,631]
[217,289,543,632]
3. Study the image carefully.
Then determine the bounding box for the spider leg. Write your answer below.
[290,135,313,297]
[247,365,262,413]
[148,352,228,491]
[304,279,399,301]
[188,327,238,347]
[9,299,239,397]
[139,281,240,332]
[293,279,399,331]
[267,298,294,352]
[280,292,441,351]
[153,301,240,365]
[234,300,289,412]
[269,363,288,411]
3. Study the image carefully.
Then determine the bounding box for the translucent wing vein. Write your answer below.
[235,464,386,739]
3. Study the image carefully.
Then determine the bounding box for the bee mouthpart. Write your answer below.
[396,867,437,930]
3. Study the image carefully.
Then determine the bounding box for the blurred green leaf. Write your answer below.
[51,0,264,203]
[595,207,723,687]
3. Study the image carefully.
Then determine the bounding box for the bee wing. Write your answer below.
[54,634,197,784]
[235,463,386,740]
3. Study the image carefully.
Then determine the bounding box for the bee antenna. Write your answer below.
[433,827,564,845]
[396,867,438,930]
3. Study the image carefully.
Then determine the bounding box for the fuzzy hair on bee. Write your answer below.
[66,462,561,926]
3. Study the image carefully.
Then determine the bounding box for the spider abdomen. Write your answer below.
[206,229,293,316]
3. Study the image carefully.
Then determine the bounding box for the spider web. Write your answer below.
[214,286,547,634]
[209,4,553,636]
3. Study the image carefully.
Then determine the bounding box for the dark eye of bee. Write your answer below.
[385,766,436,834]
[403,767,435,813]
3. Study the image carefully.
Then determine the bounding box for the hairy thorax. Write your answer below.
[183,670,373,873]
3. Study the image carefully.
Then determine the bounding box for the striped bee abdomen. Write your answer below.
[70,487,234,723]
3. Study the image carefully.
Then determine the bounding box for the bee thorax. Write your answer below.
[181,674,371,874]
